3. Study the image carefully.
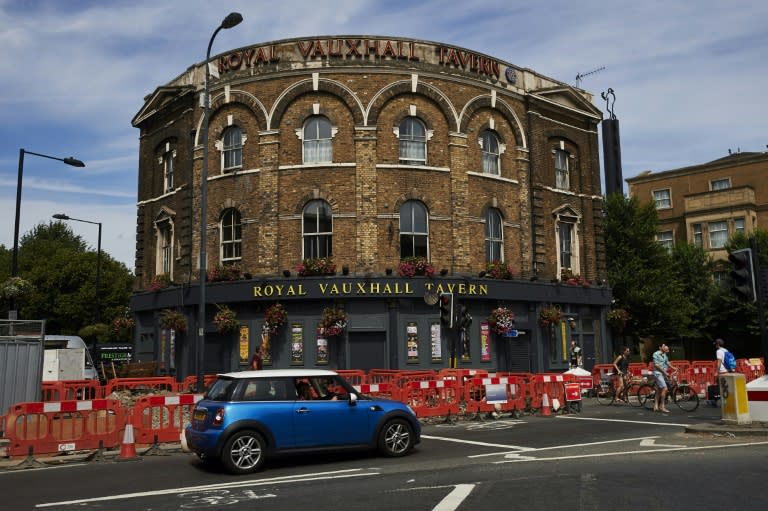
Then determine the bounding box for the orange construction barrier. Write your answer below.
[353,383,399,401]
[737,358,765,382]
[689,361,718,396]
[531,374,573,413]
[402,379,460,418]
[132,394,204,445]
[591,364,615,386]
[105,376,178,396]
[179,374,218,393]
[463,376,525,416]
[337,370,367,386]
[4,399,125,457]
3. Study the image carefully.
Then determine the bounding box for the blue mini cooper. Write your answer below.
[185,369,421,474]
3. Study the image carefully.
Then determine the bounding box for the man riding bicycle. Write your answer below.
[652,343,677,413]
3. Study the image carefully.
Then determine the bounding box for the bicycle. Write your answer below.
[594,372,644,407]
[636,371,699,412]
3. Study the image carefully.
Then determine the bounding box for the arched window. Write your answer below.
[485,208,504,262]
[480,130,500,175]
[303,116,332,164]
[399,117,426,165]
[220,209,242,262]
[399,200,428,258]
[222,126,243,171]
[303,200,332,258]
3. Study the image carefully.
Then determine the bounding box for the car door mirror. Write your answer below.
[348,392,358,406]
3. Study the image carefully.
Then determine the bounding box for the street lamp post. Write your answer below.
[10,149,85,319]
[197,12,243,392]
[52,214,102,324]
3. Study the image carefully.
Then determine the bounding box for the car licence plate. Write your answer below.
[193,409,207,421]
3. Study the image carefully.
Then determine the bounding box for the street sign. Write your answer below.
[504,329,519,338]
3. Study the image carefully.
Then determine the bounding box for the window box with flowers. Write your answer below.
[214,304,240,333]
[148,273,172,292]
[319,306,348,337]
[159,309,187,332]
[208,263,243,282]
[487,307,516,335]
[560,269,591,287]
[397,257,435,277]
[538,305,562,327]
[264,303,288,334]
[484,261,515,280]
[0,276,34,302]
[607,308,629,331]
[296,258,336,276]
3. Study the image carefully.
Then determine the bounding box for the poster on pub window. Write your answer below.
[480,322,491,362]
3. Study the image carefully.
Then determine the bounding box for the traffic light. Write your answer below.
[729,248,756,302]
[458,304,472,330]
[439,293,453,328]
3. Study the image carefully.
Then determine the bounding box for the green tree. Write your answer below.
[603,194,696,343]
[0,221,133,338]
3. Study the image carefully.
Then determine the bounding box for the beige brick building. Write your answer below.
[130,36,611,378]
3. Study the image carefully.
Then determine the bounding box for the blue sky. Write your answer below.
[1,0,766,271]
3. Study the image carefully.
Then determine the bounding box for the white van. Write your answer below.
[43,335,99,381]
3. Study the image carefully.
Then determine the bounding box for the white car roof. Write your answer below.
[218,368,339,379]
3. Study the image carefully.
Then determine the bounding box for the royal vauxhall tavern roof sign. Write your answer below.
[212,36,519,87]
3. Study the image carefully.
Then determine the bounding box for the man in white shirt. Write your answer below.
[708,338,729,407]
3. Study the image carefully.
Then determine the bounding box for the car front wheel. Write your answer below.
[221,430,266,474]
[378,419,414,457]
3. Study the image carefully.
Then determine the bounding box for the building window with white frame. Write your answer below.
[303,116,333,164]
[303,200,332,259]
[222,126,243,171]
[155,220,173,277]
[554,149,569,189]
[399,117,427,166]
[220,208,242,262]
[657,230,674,253]
[653,189,671,209]
[163,150,174,193]
[555,209,580,277]
[400,200,428,258]
[692,223,703,248]
[708,221,728,248]
[710,178,731,191]
[485,208,503,262]
[480,130,500,175]
[734,217,745,235]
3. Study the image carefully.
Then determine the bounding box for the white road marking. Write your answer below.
[36,468,379,508]
[639,438,685,447]
[469,436,661,458]
[421,434,531,451]
[432,484,476,511]
[557,415,689,427]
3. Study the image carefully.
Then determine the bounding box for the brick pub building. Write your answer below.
[130,36,612,379]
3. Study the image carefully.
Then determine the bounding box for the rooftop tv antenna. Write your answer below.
[575,66,605,88]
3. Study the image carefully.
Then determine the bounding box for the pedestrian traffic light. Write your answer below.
[439,293,453,328]
[729,248,756,302]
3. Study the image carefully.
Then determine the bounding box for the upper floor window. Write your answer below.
[480,130,500,175]
[485,208,504,262]
[220,209,242,262]
[303,200,332,259]
[155,218,173,277]
[303,116,333,164]
[657,230,674,253]
[400,200,428,258]
[399,117,426,166]
[708,221,728,248]
[692,223,703,248]
[653,189,671,209]
[711,178,731,191]
[163,150,174,193]
[555,208,580,277]
[554,149,569,189]
[222,126,243,171]
[734,217,745,235]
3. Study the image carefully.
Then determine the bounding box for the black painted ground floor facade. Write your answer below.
[129,276,613,380]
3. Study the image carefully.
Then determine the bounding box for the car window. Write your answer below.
[206,378,238,401]
[309,376,350,400]
[239,378,293,401]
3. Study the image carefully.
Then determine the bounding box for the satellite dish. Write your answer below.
[423,289,439,306]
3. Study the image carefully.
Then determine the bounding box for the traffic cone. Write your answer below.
[117,417,139,462]
[541,392,552,417]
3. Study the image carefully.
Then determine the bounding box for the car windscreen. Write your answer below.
[205,378,239,401]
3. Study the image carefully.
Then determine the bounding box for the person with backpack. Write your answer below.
[707,338,736,406]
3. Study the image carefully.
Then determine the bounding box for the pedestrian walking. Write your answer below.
[652,343,675,413]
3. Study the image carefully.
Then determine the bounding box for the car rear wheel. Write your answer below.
[221,430,266,474]
[378,419,413,457]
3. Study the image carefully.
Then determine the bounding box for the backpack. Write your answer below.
[723,350,737,372]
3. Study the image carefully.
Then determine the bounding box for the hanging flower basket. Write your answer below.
[607,308,629,331]
[159,309,187,332]
[214,304,240,333]
[487,307,516,335]
[319,306,348,337]
[264,303,287,334]
[397,257,435,277]
[296,258,336,276]
[0,276,34,301]
[148,274,172,292]
[538,305,562,327]
[484,261,515,280]
[111,306,135,339]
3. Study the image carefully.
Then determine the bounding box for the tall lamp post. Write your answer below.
[52,214,102,324]
[10,149,85,319]
[197,12,243,392]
